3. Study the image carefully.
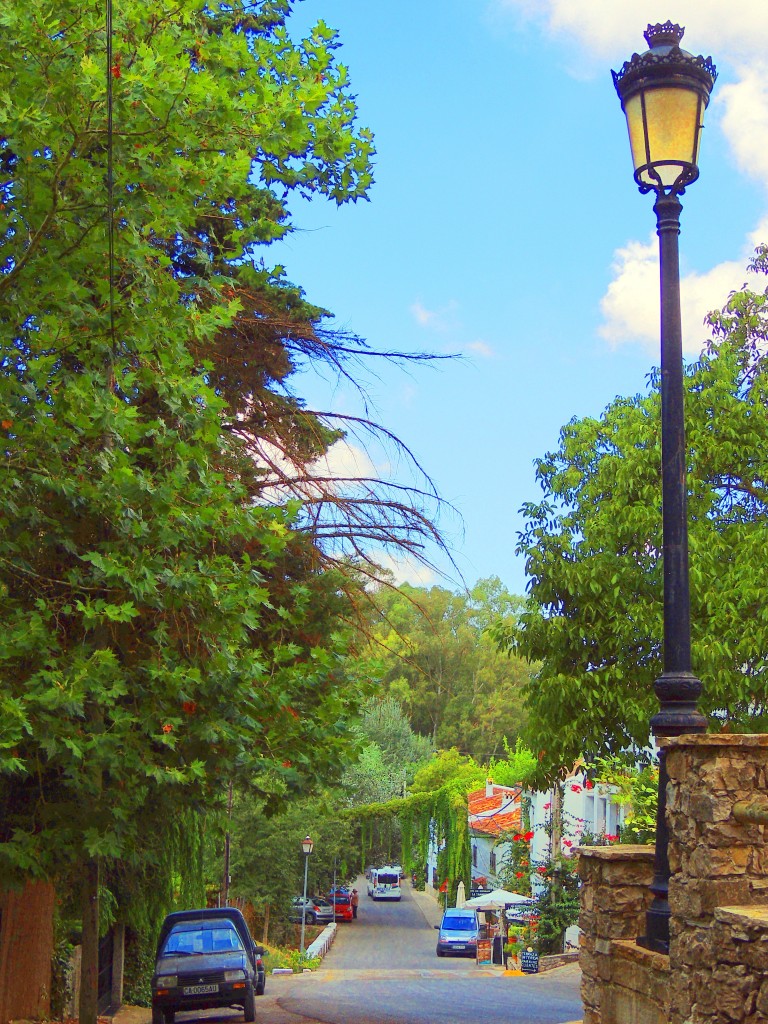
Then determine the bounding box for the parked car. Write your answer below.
[151,907,267,1024]
[288,896,334,925]
[434,908,480,958]
[329,892,354,921]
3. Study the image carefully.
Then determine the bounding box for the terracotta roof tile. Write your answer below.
[467,785,521,816]
[470,809,522,837]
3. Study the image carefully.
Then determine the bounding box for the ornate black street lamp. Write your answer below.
[300,834,314,956]
[612,22,717,954]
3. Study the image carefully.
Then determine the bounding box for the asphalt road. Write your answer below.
[273,879,583,1024]
[148,880,583,1024]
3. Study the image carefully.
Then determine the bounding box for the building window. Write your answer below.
[489,849,497,873]
[472,845,478,867]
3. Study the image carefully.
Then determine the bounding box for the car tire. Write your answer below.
[151,1007,164,1024]
[436,948,444,957]
[306,912,316,924]
[243,988,256,1023]
[163,1011,175,1024]
[256,981,265,996]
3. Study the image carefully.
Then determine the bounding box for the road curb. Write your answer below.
[305,921,337,960]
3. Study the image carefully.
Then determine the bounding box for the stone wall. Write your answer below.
[666,734,768,1024]
[710,906,768,1021]
[577,845,664,1024]
[578,735,768,1024]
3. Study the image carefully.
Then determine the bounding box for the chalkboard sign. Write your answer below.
[520,948,539,974]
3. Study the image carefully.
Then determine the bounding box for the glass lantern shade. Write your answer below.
[623,85,704,190]
[301,835,314,855]
[613,23,717,194]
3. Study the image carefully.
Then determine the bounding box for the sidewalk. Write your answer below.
[408,881,444,928]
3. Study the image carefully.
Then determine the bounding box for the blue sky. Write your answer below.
[272,0,768,596]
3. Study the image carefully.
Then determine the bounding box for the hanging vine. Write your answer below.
[346,780,471,900]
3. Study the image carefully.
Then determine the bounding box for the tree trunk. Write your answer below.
[261,904,270,945]
[79,858,100,1024]
[551,781,562,856]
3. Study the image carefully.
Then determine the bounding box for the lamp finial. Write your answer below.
[644,22,685,49]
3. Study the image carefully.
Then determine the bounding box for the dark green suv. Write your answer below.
[151,908,266,1024]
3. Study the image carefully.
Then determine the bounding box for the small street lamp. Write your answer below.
[612,22,717,954]
[300,835,314,956]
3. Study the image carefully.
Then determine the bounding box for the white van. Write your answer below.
[367,866,402,901]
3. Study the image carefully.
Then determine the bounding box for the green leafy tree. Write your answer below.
[499,252,768,781]
[590,757,658,844]
[0,3,385,1018]
[363,578,532,759]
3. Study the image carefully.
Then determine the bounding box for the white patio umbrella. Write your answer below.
[455,880,466,908]
[464,888,535,911]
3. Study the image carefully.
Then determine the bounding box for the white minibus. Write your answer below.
[367,865,402,900]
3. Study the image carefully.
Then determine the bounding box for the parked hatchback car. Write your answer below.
[329,892,354,921]
[151,907,267,1024]
[289,896,334,925]
[435,908,480,958]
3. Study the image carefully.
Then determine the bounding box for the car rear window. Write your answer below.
[443,916,476,931]
[162,921,244,956]
[334,896,350,905]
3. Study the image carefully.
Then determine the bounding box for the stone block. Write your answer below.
[686,843,751,878]
[756,979,768,1016]
[711,964,758,1021]
[670,922,714,968]
[670,876,751,921]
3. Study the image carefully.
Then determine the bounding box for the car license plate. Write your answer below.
[183,984,219,995]
[452,944,465,950]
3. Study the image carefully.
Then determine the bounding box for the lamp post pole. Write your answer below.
[300,835,314,956]
[642,188,709,952]
[613,22,717,954]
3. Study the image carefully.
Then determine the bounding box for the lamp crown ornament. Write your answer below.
[612,24,717,94]
[644,21,685,48]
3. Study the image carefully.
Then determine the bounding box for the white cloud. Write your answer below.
[599,235,746,355]
[489,1,768,65]
[311,439,384,483]
[718,66,768,183]
[465,340,495,358]
[410,299,460,333]
[373,551,437,587]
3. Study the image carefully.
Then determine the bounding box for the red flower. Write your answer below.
[585,779,594,790]
[508,935,518,943]
[282,760,292,768]
[523,831,534,841]
[162,723,173,734]
[563,839,572,848]
[543,803,551,810]
[512,833,522,842]
[515,872,524,878]
[537,866,547,874]
[605,833,619,842]
[182,701,197,715]
[571,784,582,793]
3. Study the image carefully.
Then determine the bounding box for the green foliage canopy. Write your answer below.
[362,578,533,760]
[502,252,768,781]
[0,0,375,881]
